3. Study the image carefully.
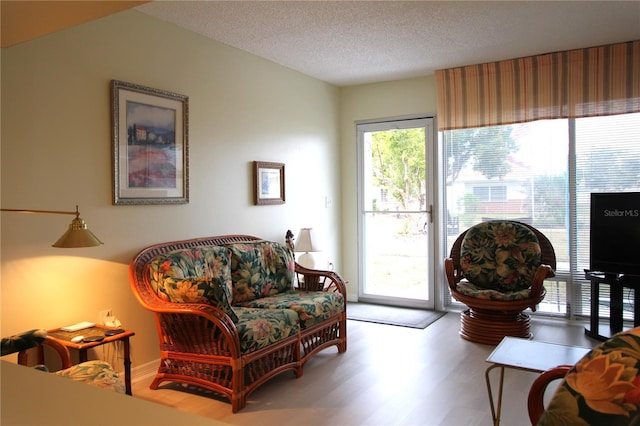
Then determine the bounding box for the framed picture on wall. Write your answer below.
[111,80,189,205]
[253,161,285,205]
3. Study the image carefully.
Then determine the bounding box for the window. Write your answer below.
[442,112,640,320]
[473,186,489,201]
[473,185,507,202]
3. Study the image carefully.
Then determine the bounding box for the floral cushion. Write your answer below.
[234,307,300,354]
[227,241,295,303]
[56,360,125,393]
[456,282,535,301]
[234,291,345,329]
[147,246,237,322]
[460,221,541,292]
[539,327,640,425]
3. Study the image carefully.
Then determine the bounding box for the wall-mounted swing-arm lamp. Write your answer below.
[0,206,103,248]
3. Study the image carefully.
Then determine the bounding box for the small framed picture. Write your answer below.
[254,161,285,205]
[111,80,189,205]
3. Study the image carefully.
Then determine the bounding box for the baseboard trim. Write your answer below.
[129,359,159,383]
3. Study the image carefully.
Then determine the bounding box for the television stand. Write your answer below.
[585,270,640,341]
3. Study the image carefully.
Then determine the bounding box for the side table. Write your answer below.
[485,337,591,426]
[42,325,135,395]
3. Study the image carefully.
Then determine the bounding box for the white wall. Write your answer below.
[339,76,438,301]
[1,10,341,367]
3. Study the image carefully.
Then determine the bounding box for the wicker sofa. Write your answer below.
[129,235,347,412]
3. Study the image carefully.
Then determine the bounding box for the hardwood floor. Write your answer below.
[131,312,600,425]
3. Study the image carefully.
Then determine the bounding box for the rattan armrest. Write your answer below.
[444,257,460,292]
[295,263,347,295]
[155,303,242,356]
[527,365,572,425]
[530,264,554,299]
[17,336,73,370]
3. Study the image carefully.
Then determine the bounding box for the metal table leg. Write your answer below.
[485,363,505,426]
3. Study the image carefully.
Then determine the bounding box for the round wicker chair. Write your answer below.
[444,220,556,345]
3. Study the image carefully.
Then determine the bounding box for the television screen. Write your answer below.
[590,192,640,277]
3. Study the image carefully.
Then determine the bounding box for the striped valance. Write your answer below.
[435,40,640,131]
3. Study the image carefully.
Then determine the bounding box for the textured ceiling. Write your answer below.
[137,1,640,86]
[2,1,638,86]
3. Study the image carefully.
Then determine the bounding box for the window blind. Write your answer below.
[571,113,640,320]
[442,113,640,320]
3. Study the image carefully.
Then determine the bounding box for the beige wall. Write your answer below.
[0,10,342,368]
[1,9,441,371]
[338,77,438,301]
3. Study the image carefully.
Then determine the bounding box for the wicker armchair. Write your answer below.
[528,327,640,425]
[445,220,556,345]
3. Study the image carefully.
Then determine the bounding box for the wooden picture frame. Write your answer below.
[254,161,285,205]
[111,80,189,205]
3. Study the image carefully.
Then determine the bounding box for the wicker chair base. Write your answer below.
[459,308,531,345]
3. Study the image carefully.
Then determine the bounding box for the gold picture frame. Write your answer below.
[253,161,285,205]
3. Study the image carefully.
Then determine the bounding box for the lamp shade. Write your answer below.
[296,228,321,253]
[52,216,103,248]
[296,228,321,269]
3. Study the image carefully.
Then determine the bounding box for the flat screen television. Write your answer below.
[590,192,640,277]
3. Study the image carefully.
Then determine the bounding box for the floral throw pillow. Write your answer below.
[227,241,295,303]
[460,221,541,292]
[148,246,237,322]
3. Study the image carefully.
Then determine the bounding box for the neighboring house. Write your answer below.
[449,155,534,224]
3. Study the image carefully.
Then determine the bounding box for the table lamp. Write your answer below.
[0,205,103,248]
[296,227,321,269]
